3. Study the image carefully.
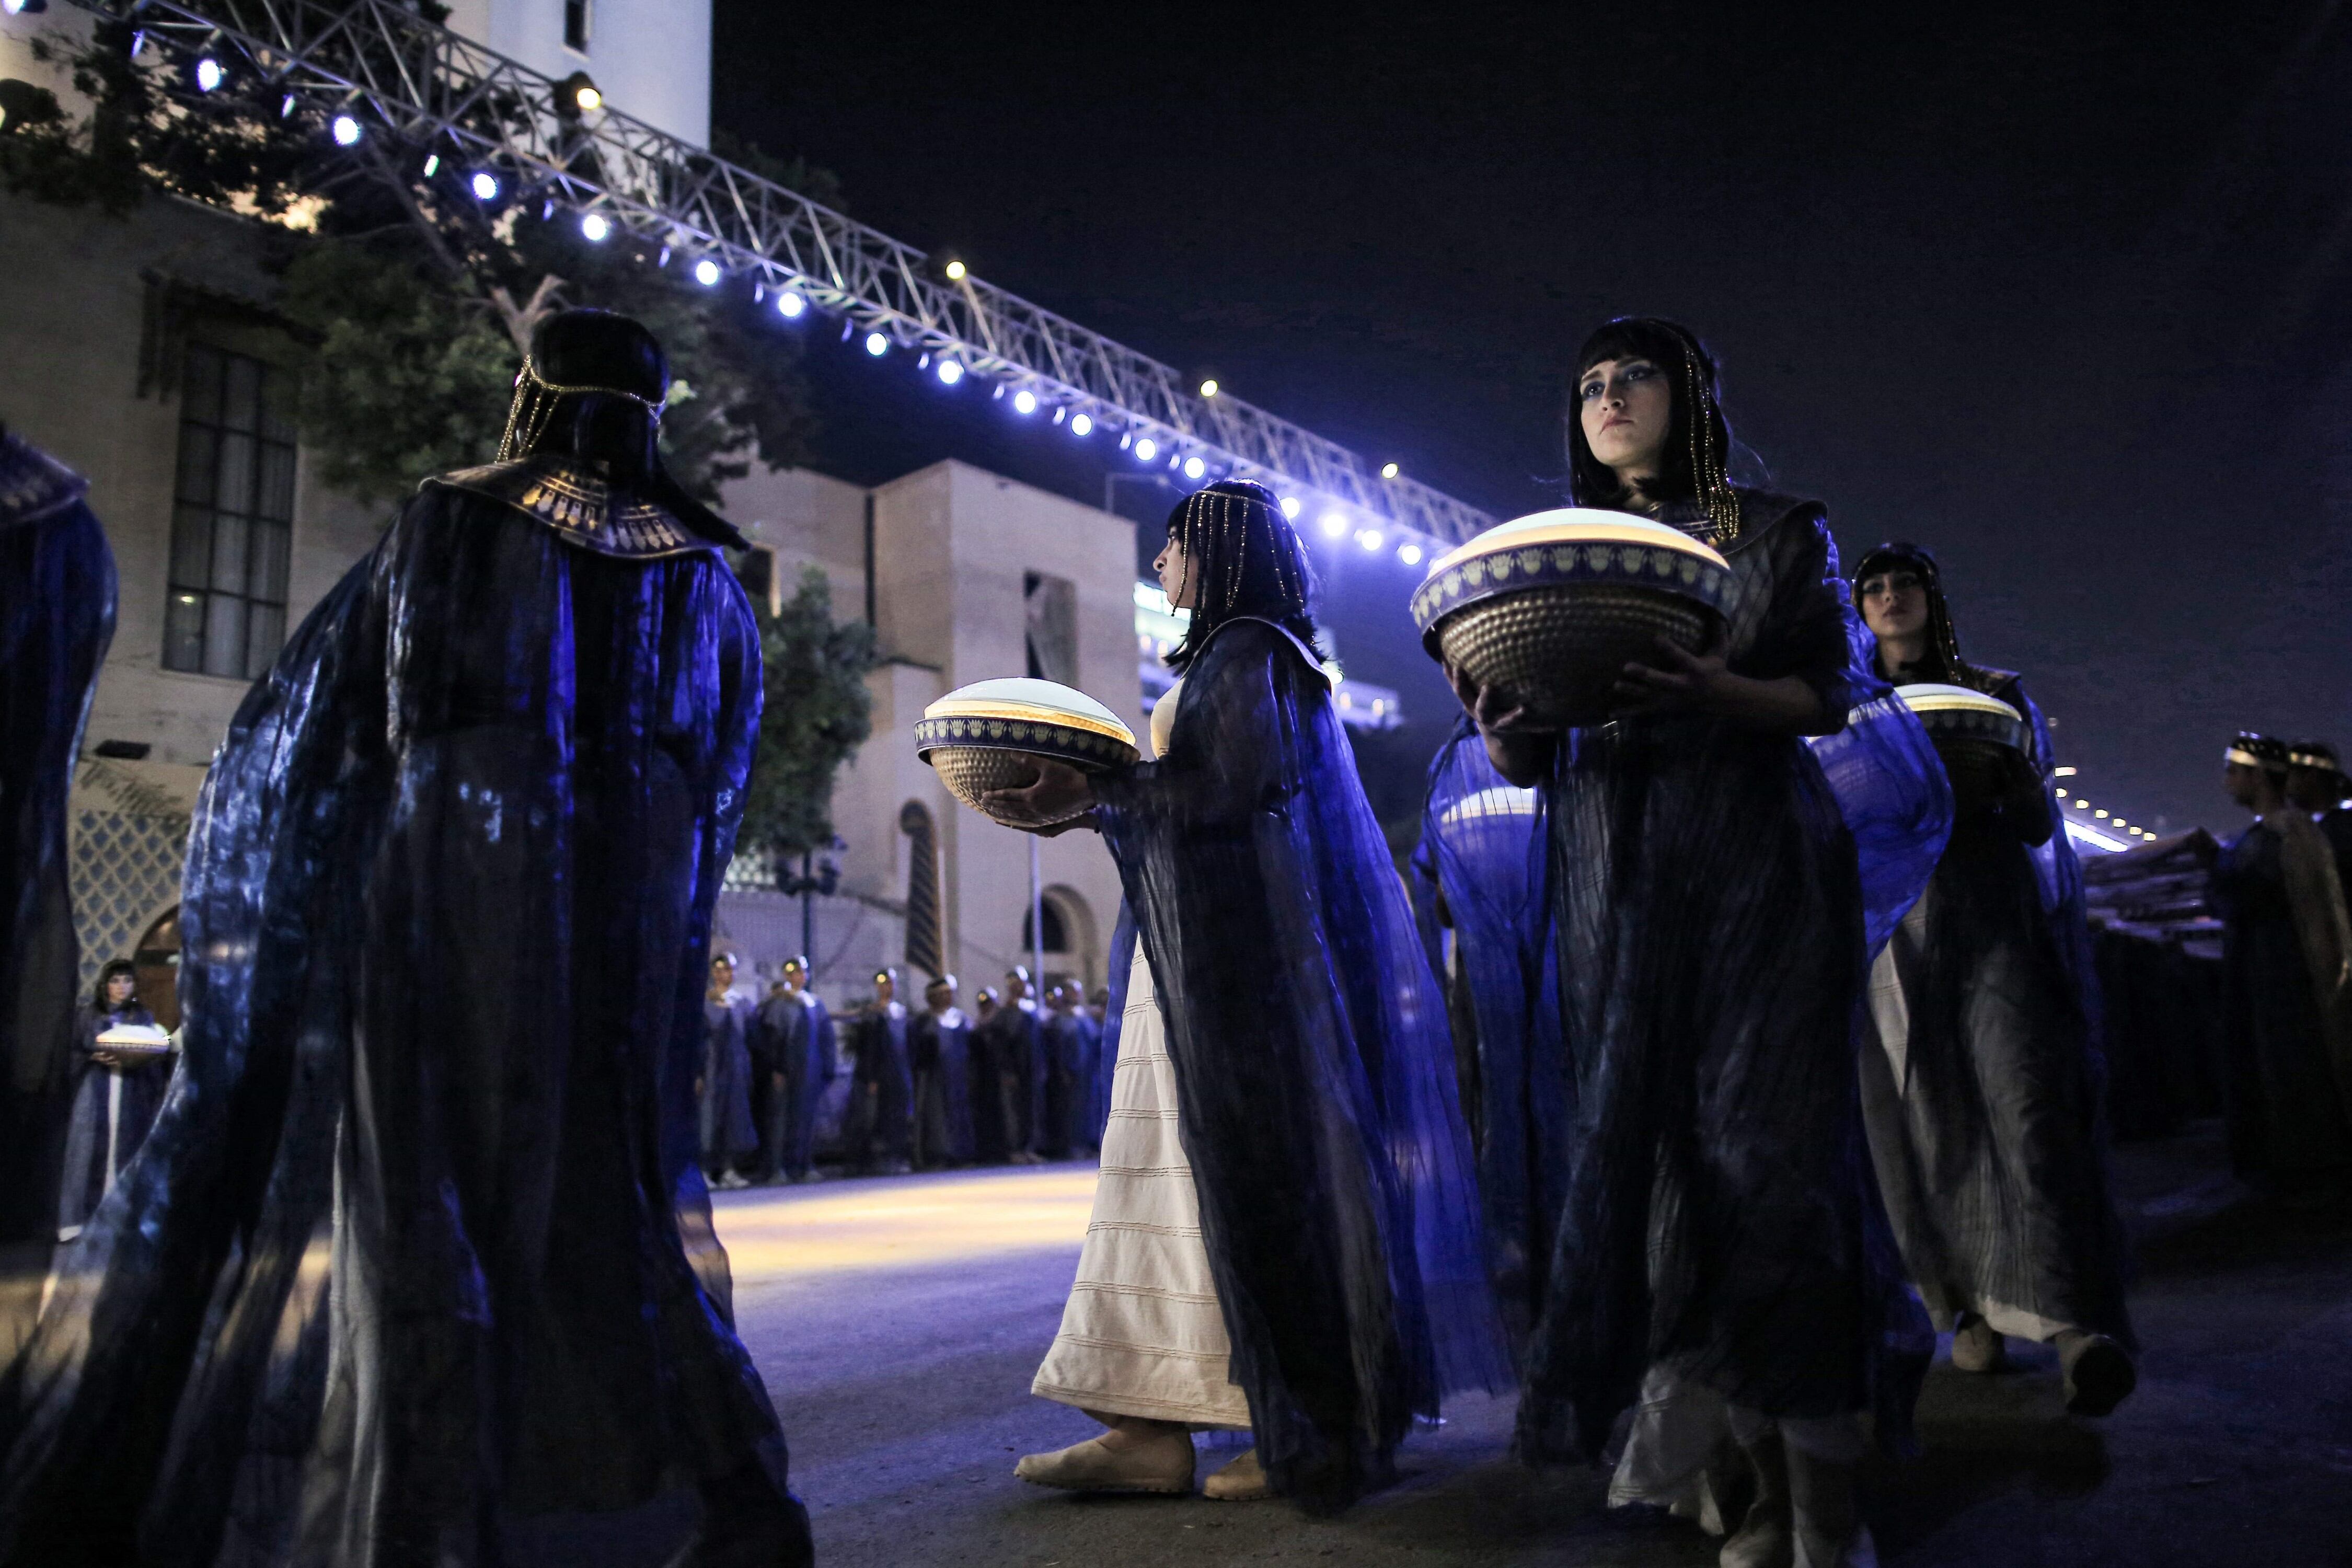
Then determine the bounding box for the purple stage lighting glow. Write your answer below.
[1279,497,1301,520]
[1357,529,1385,552]
[1183,457,1206,480]
[1012,389,1039,414]
[1317,510,1348,539]
[1071,413,1093,436]
[1134,438,1158,462]
[1398,540,1424,567]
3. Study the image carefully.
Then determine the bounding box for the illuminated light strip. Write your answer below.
[2064,817,2129,852]
[62,0,1502,546]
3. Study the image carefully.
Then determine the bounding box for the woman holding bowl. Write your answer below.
[991,480,1504,1510]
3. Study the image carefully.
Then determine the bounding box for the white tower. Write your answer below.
[440,0,711,147]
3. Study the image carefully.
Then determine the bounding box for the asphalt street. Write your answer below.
[718,1132,2352,1566]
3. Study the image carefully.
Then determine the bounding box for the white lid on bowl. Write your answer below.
[1893,682,2022,723]
[95,1023,172,1048]
[923,678,1137,747]
[1428,508,1731,578]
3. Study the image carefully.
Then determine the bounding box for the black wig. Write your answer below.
[1564,316,1740,541]
[90,958,136,1013]
[1162,479,1322,670]
[1851,541,2012,691]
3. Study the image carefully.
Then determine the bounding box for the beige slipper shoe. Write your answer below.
[1014,1431,1194,1494]
[1202,1447,1274,1502]
[1950,1315,2008,1374]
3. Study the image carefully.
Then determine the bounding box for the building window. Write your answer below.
[164,345,295,680]
[1023,570,1077,686]
[563,0,591,51]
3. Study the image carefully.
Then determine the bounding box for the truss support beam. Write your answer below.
[67,0,1500,544]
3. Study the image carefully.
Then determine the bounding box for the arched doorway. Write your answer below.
[1020,885,1099,995]
[132,906,183,1031]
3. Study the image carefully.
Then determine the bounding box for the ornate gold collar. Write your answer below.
[428,457,722,560]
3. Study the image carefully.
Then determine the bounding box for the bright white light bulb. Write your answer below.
[1279,497,1301,520]
[2074,798,2089,809]
[936,360,964,385]
[945,259,967,280]
[1380,462,1400,479]
[194,57,224,93]
[1358,529,1384,551]
[693,258,721,286]
[776,290,805,317]
[574,84,602,111]
[1399,541,1424,566]
[1134,438,1158,462]
[1200,379,1219,398]
[2093,809,2108,820]
[332,114,363,146]
[423,154,440,177]
[1070,413,1093,436]
[1318,510,1348,539]
[580,213,609,242]
[1013,389,1038,414]
[864,332,889,356]
[1183,456,1206,480]
[470,170,500,201]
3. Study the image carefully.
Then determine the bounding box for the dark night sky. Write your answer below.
[711,2,2352,837]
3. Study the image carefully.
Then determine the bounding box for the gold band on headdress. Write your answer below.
[2224,746,2265,768]
[2289,748,2341,771]
[495,356,668,463]
[1675,335,1740,549]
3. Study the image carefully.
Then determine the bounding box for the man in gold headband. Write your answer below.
[2287,741,2352,894]
[2213,732,2352,1205]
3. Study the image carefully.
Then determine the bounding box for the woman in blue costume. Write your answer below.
[995,480,1506,1511]
[1448,319,1941,1568]
[0,312,810,1568]
[1413,720,1568,1346]
[53,961,173,1241]
[0,429,116,1298]
[1850,543,2136,1415]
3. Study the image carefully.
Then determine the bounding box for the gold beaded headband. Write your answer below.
[496,356,668,462]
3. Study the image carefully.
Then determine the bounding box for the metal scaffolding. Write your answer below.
[64,0,1501,545]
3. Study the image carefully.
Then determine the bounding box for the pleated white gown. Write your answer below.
[1030,680,1251,1428]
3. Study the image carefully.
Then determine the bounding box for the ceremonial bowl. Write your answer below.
[1411,510,1734,729]
[915,677,1140,829]
[1895,682,2028,799]
[94,1023,172,1057]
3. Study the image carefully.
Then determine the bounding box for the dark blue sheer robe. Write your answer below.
[1857,669,2134,1343]
[0,435,116,1261]
[1517,490,1938,1463]
[1091,617,1508,1511]
[0,459,809,1567]
[1413,721,1568,1345]
[909,1006,973,1167]
[1090,909,1137,1147]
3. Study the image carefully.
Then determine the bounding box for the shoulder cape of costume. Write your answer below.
[1092,615,1508,1511]
[429,454,742,557]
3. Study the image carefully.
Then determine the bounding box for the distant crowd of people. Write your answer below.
[696,953,1113,1185]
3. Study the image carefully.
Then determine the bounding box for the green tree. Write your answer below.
[739,569,881,867]
[5,17,872,871]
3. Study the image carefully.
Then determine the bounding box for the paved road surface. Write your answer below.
[717,1136,2352,1566]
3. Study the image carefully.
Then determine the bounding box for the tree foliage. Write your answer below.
[739,568,880,864]
[6,17,874,866]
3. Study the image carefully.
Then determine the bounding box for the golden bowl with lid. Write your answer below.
[915,678,1140,828]
[1410,510,1734,730]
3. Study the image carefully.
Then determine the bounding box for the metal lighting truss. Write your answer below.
[71,0,1501,545]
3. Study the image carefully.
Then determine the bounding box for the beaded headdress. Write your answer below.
[495,355,668,463]
[1162,479,1317,667]
[2287,740,2343,777]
